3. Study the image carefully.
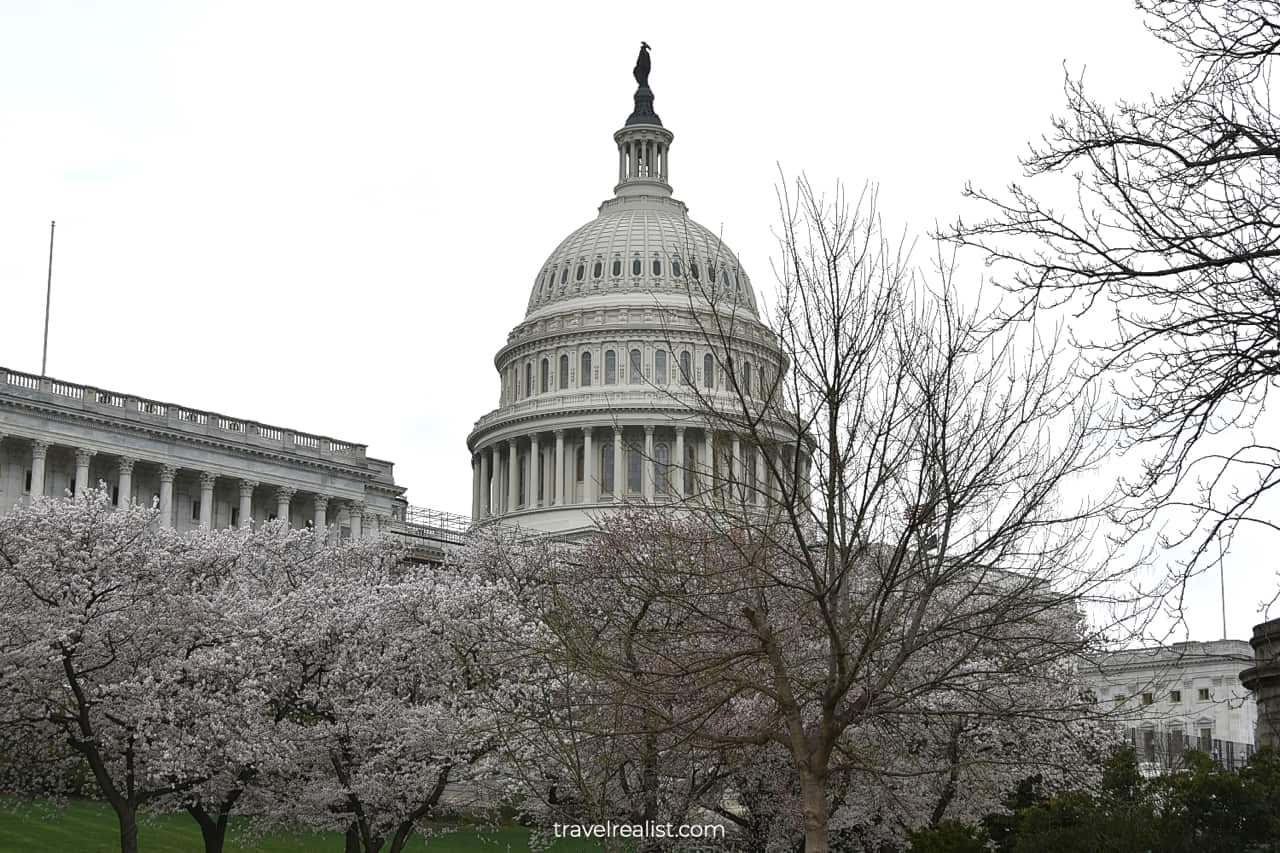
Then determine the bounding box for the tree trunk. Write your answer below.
[187,803,231,853]
[345,823,361,853]
[798,769,829,853]
[116,808,139,853]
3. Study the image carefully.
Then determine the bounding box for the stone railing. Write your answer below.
[471,386,783,433]
[0,366,368,463]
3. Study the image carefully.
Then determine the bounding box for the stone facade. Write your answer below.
[1241,618,1280,751]
[1086,640,1259,770]
[0,366,406,537]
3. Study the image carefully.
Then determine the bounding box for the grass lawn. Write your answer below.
[0,800,602,853]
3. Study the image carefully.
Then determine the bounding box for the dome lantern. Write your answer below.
[613,42,673,199]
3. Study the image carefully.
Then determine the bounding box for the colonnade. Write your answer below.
[470,423,811,522]
[0,433,377,537]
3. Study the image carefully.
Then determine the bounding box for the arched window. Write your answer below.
[627,444,642,493]
[652,259,662,276]
[575,263,585,281]
[680,350,692,385]
[672,259,682,278]
[575,445,584,483]
[605,349,617,384]
[525,362,532,397]
[709,265,716,283]
[655,350,667,384]
[703,353,714,388]
[580,351,592,387]
[629,349,643,384]
[612,259,622,277]
[560,267,568,284]
[743,362,752,395]
[602,442,615,494]
[656,443,670,494]
[723,269,731,289]
[632,258,642,276]
[684,443,696,494]
[593,261,603,278]
[691,261,700,281]
[540,358,549,393]
[559,354,569,389]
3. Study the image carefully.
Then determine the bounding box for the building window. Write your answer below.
[709,265,716,284]
[632,258,642,276]
[576,263,585,281]
[191,499,201,521]
[656,443,670,494]
[1199,726,1213,752]
[655,350,667,384]
[627,445,641,493]
[540,358,549,393]
[593,261,602,278]
[24,469,32,493]
[1142,728,1156,763]
[575,446,584,483]
[605,350,617,384]
[1170,690,1182,703]
[742,362,752,395]
[536,451,544,502]
[703,353,714,388]
[1141,693,1154,706]
[560,267,568,284]
[1198,688,1210,701]
[629,349,643,384]
[580,352,592,387]
[230,506,240,527]
[691,261,700,281]
[672,259,682,278]
[602,442,615,494]
[1113,694,1126,704]
[652,259,662,276]
[684,443,696,494]
[612,259,622,277]
[112,486,120,506]
[680,351,692,385]
[559,354,569,389]
[525,362,533,397]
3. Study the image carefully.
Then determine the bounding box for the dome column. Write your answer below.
[479,448,491,517]
[755,443,767,507]
[583,428,597,504]
[530,432,542,507]
[643,426,656,502]
[731,435,743,500]
[673,427,685,500]
[507,441,518,514]
[554,430,565,506]
[471,454,481,521]
[613,427,625,500]
[702,428,714,503]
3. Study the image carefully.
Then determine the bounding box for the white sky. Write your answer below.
[1,1,1270,641]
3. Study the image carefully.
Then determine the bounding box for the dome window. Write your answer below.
[560,267,568,285]
[580,351,592,387]
[629,349,643,384]
[703,353,714,389]
[540,358,550,393]
[576,263,585,282]
[723,270,731,288]
[655,350,668,384]
[680,351,692,385]
[632,258,642,277]
[691,262,700,281]
[593,261,603,279]
[612,259,622,277]
[652,259,662,277]
[605,350,617,385]
[672,259,682,278]
[559,354,569,390]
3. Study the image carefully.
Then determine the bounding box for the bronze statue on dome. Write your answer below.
[633,42,651,88]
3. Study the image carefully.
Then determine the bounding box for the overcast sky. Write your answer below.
[3,1,1269,642]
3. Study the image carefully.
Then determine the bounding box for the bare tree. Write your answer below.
[948,0,1280,602]
[474,180,1135,853]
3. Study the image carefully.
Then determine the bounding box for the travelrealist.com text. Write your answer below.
[552,821,726,840]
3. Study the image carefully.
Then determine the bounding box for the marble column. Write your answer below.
[702,429,714,500]
[276,486,295,527]
[471,454,481,521]
[314,494,329,535]
[731,435,742,498]
[116,457,135,507]
[755,443,767,506]
[198,472,216,529]
[28,441,48,500]
[583,428,596,503]
[674,427,686,499]
[74,448,95,498]
[158,465,176,528]
[480,448,491,517]
[506,441,518,513]
[238,479,257,529]
[554,430,565,506]
[530,432,542,507]
[614,427,624,498]
[643,425,655,502]
[349,502,364,540]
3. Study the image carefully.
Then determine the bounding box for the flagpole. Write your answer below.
[41,220,55,378]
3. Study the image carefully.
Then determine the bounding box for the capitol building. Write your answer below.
[0,47,804,545]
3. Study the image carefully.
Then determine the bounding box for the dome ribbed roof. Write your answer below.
[525,196,758,318]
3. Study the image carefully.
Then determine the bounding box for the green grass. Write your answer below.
[0,799,601,853]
